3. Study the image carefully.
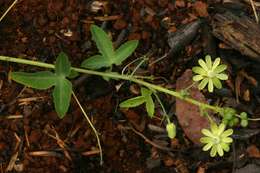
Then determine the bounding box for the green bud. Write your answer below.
[240,119,248,127]
[221,107,236,120]
[166,123,176,139]
[233,117,239,125]
[240,112,248,119]
[222,118,229,125]
[228,119,235,127]
[225,113,234,120]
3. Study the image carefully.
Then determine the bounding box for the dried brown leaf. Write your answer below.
[176,69,210,146]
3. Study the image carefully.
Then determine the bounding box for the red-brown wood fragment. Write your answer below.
[176,69,210,146]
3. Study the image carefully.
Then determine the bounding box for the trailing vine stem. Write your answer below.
[0,55,222,113]
[72,91,103,165]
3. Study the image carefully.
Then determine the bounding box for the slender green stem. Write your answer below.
[0,55,222,113]
[72,91,103,165]
[153,92,170,124]
[235,114,260,121]
[130,58,147,77]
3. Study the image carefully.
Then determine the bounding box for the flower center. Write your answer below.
[213,136,221,144]
[207,70,215,78]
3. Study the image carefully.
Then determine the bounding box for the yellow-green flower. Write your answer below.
[192,55,228,92]
[200,123,233,157]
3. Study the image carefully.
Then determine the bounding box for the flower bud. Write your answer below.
[166,123,176,139]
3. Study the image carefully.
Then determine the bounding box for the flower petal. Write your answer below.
[220,142,230,152]
[212,58,220,70]
[210,145,217,157]
[208,79,214,92]
[198,59,209,71]
[212,77,222,89]
[221,129,233,138]
[217,144,224,156]
[214,64,227,73]
[205,55,212,69]
[192,67,206,75]
[217,123,226,136]
[202,129,215,138]
[216,73,228,80]
[198,78,209,90]
[203,142,214,151]
[193,75,204,81]
[200,137,213,143]
[210,123,218,135]
[222,137,233,143]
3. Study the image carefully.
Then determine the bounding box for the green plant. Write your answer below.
[81,25,138,70]
[11,52,72,118]
[120,87,155,117]
[0,25,259,161]
[120,87,176,139]
[5,25,139,165]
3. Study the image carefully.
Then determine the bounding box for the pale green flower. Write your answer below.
[200,123,233,157]
[192,55,228,92]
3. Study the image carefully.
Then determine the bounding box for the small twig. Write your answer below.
[149,53,169,66]
[28,151,63,157]
[0,0,19,23]
[6,152,18,172]
[44,125,72,161]
[123,125,173,151]
[94,15,122,21]
[81,149,100,156]
[250,0,259,23]
[0,114,23,119]
[6,132,21,172]
[121,56,147,75]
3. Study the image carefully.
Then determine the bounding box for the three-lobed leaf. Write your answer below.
[11,71,57,90]
[11,52,73,119]
[81,25,139,70]
[120,87,155,117]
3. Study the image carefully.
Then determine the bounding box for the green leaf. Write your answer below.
[90,25,115,63]
[52,79,72,118]
[114,40,139,65]
[11,71,57,90]
[55,52,71,77]
[81,55,111,69]
[119,96,146,108]
[68,69,79,79]
[145,95,155,117]
[140,87,154,117]
[141,87,152,97]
